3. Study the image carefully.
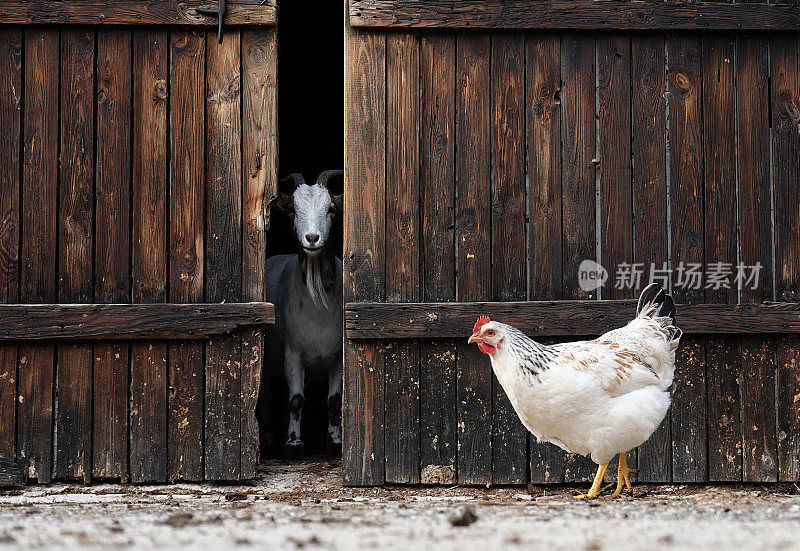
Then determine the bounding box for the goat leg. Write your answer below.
[326,362,343,457]
[283,346,306,459]
[256,371,275,459]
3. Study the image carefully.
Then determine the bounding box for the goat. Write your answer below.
[257,170,344,458]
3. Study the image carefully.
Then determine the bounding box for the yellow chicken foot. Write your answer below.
[612,452,638,497]
[574,462,609,499]
[600,482,615,494]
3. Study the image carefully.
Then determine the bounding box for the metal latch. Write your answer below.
[196,0,227,44]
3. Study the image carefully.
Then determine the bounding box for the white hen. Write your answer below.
[468,284,682,498]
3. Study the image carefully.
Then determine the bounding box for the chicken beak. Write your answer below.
[468,334,482,344]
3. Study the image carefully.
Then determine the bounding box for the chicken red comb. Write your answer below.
[473,315,491,334]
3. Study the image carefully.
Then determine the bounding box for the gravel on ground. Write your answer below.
[0,459,798,550]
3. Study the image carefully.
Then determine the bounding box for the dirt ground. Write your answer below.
[0,459,799,550]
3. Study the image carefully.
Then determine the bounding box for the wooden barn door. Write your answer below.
[343,0,800,486]
[0,1,278,484]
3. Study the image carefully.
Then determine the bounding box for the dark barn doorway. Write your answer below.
[262,0,345,458]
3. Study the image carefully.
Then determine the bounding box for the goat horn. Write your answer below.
[280,173,305,190]
[316,170,343,188]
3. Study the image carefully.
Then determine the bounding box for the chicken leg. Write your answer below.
[574,462,609,499]
[611,452,638,497]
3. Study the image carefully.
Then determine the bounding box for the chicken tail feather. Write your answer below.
[636,283,676,324]
[636,284,681,349]
[669,327,683,351]
[657,295,676,321]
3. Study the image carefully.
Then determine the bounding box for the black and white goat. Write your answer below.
[257,170,343,458]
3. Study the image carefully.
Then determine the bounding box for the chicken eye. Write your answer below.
[486,329,495,336]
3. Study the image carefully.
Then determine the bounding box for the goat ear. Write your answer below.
[267,192,295,214]
[331,194,343,213]
[277,192,295,213]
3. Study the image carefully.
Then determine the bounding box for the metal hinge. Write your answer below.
[196,0,227,44]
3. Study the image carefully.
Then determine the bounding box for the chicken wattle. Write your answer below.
[468,284,682,499]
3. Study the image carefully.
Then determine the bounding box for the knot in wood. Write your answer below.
[673,72,693,96]
[154,80,168,100]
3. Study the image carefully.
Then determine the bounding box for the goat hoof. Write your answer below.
[326,438,342,458]
[282,441,306,460]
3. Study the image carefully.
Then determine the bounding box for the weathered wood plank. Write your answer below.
[703,34,741,483]
[0,29,21,309]
[527,35,563,306]
[168,340,204,481]
[345,301,800,339]
[0,1,276,26]
[343,6,386,485]
[772,32,800,481]
[130,340,168,483]
[771,35,800,308]
[241,28,276,309]
[383,340,419,483]
[597,33,632,302]
[18,28,59,484]
[777,335,800,481]
[18,345,55,483]
[386,33,419,308]
[205,31,242,307]
[736,37,774,312]
[740,338,777,481]
[490,33,526,310]
[204,336,242,480]
[419,341,456,485]
[631,34,670,483]
[419,34,457,486]
[169,31,205,308]
[458,351,491,481]
[560,34,597,303]
[671,338,707,482]
[0,303,274,341]
[58,28,95,308]
[0,345,16,461]
[93,28,131,481]
[667,34,707,484]
[54,345,92,481]
[205,29,243,482]
[95,29,132,307]
[167,28,206,483]
[706,335,742,481]
[132,29,169,307]
[131,28,170,484]
[240,328,262,478]
[560,33,596,483]
[350,0,800,31]
[55,28,95,483]
[527,33,566,484]
[737,32,776,483]
[455,33,492,486]
[241,28,276,479]
[0,28,22,463]
[631,37,667,222]
[385,32,420,484]
[490,32,527,485]
[92,343,128,480]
